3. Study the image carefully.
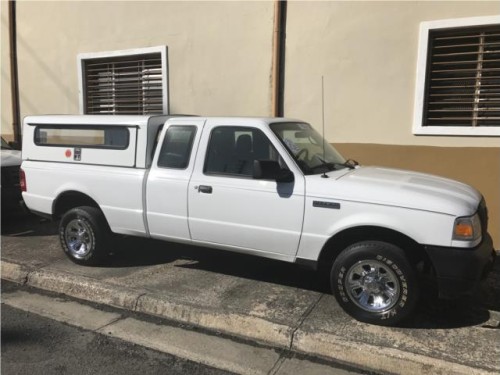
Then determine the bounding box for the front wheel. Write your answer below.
[59,206,110,266]
[331,241,418,325]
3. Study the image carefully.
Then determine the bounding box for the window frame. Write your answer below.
[77,46,169,115]
[33,125,130,150]
[413,15,500,137]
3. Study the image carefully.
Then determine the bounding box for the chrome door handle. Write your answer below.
[198,185,213,194]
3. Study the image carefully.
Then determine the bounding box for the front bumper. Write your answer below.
[424,234,496,299]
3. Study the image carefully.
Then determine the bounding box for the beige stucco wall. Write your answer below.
[4,1,499,146]
[0,0,274,137]
[285,1,500,148]
[1,1,14,140]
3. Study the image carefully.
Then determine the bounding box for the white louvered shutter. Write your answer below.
[423,25,500,127]
[83,53,163,115]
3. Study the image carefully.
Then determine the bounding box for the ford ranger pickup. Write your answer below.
[20,115,496,325]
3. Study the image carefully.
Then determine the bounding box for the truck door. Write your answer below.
[146,119,205,241]
[188,120,305,259]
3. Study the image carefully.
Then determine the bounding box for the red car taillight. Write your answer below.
[19,168,26,192]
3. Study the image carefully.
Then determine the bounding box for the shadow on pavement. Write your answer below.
[1,211,58,237]
[399,260,500,329]
[110,234,329,293]
[405,295,493,329]
[112,234,499,330]
[2,212,499,330]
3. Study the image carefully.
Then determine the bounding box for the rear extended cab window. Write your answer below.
[157,126,197,169]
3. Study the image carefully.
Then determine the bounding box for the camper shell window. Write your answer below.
[34,126,130,149]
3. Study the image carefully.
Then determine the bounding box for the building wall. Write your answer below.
[1,0,274,139]
[285,1,500,246]
[1,1,13,141]
[284,1,500,148]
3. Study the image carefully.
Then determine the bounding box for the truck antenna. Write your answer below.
[321,76,328,178]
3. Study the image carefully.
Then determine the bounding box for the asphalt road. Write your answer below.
[1,303,233,375]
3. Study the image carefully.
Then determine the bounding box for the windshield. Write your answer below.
[1,137,12,150]
[270,122,347,175]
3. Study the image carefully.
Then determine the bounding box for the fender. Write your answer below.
[52,188,101,217]
[296,203,454,261]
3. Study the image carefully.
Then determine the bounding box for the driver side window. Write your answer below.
[204,127,282,177]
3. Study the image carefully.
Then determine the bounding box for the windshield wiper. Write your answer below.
[310,162,349,173]
[319,156,359,169]
[308,158,359,175]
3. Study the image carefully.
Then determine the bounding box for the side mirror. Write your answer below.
[253,160,294,183]
[276,168,294,183]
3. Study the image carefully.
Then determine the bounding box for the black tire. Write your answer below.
[331,241,418,326]
[59,206,110,266]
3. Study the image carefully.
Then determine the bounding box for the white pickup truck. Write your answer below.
[21,115,495,325]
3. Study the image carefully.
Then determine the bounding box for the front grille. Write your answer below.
[1,166,20,188]
[478,198,488,235]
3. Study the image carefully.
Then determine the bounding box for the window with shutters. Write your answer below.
[413,16,500,136]
[78,46,168,115]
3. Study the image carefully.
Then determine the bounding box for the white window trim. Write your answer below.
[77,46,169,115]
[413,15,500,137]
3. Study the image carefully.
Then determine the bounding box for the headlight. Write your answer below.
[453,213,482,241]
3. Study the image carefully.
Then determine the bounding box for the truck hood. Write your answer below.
[1,149,22,167]
[307,166,481,216]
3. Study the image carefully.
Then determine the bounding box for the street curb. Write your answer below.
[1,261,31,284]
[135,293,293,347]
[1,260,293,348]
[28,268,143,312]
[1,259,498,375]
[292,329,497,375]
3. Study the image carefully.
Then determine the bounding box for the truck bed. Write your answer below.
[22,161,149,237]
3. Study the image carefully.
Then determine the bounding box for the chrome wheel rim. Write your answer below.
[345,260,400,312]
[64,219,94,259]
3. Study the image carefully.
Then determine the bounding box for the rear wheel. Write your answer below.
[59,206,110,266]
[331,241,418,325]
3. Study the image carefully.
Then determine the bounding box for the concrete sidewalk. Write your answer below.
[2,214,500,375]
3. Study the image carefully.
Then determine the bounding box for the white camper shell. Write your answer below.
[22,115,172,168]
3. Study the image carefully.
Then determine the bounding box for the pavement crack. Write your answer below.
[267,354,287,375]
[133,293,147,311]
[289,293,324,350]
[94,315,126,333]
[24,269,35,286]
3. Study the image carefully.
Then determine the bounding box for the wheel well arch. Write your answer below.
[52,191,101,219]
[317,226,429,271]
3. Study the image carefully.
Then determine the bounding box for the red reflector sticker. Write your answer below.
[65,149,72,158]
